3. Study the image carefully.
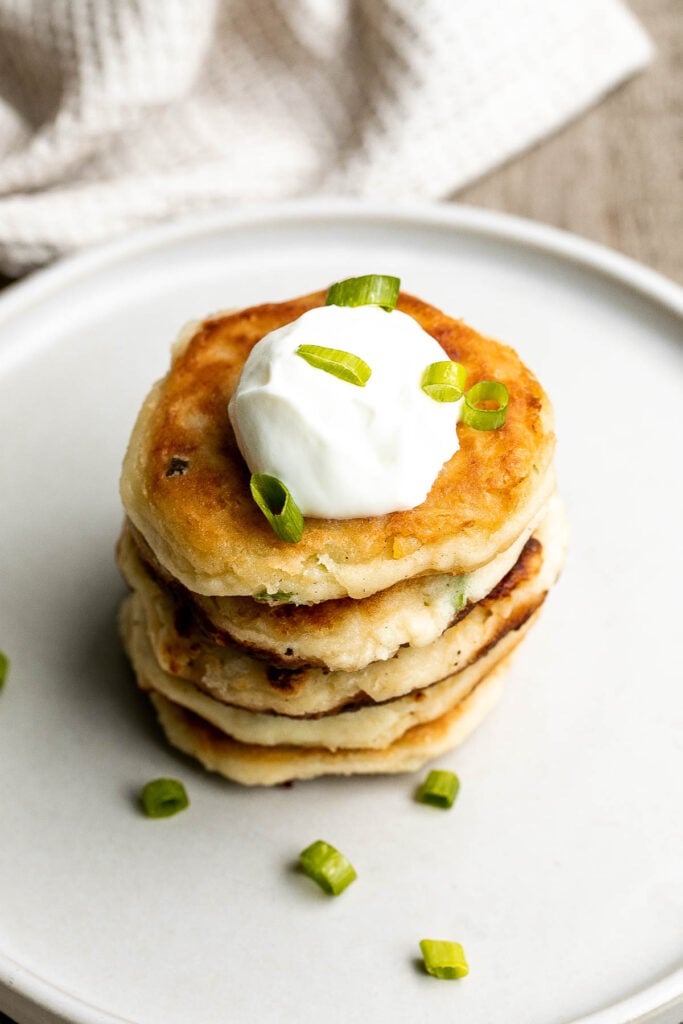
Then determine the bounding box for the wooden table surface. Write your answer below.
[0,0,681,296]
[455,0,682,286]
[0,2,680,1023]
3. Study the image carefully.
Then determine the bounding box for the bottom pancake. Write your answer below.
[147,652,512,787]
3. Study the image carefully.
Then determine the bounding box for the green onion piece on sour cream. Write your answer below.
[421,361,467,402]
[325,274,400,311]
[296,344,371,386]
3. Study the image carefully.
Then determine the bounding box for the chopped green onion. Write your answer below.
[298,839,357,895]
[420,939,469,979]
[250,474,304,544]
[254,589,293,603]
[452,578,467,614]
[296,344,371,387]
[421,361,467,402]
[462,380,509,430]
[141,778,189,818]
[325,274,400,311]
[0,651,8,690]
[417,769,460,809]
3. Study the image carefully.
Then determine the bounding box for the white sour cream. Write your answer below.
[228,304,461,519]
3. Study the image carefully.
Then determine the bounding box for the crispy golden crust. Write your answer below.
[120,290,555,600]
[124,502,541,671]
[146,652,512,786]
[124,599,535,752]
[116,493,568,717]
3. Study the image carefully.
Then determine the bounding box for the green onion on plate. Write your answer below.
[140,778,189,818]
[419,939,469,979]
[416,769,460,809]
[0,651,8,690]
[298,839,357,895]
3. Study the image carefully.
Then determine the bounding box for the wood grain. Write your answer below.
[0,1,680,296]
[455,0,683,284]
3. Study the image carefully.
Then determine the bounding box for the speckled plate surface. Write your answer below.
[1,201,682,1024]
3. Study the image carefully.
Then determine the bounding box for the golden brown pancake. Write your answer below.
[125,601,537,755]
[145,656,511,787]
[120,290,556,602]
[117,493,568,717]
[122,502,544,672]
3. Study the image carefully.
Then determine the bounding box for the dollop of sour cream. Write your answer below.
[228,304,462,519]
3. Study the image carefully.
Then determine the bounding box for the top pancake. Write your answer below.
[120,289,556,602]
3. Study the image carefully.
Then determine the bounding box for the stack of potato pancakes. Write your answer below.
[117,287,567,785]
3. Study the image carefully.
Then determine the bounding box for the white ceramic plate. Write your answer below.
[1,202,682,1024]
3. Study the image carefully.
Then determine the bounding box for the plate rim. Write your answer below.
[1,198,681,1024]
[0,199,681,334]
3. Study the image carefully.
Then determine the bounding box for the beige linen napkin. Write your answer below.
[0,0,652,274]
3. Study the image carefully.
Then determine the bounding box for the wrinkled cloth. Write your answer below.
[0,0,652,274]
